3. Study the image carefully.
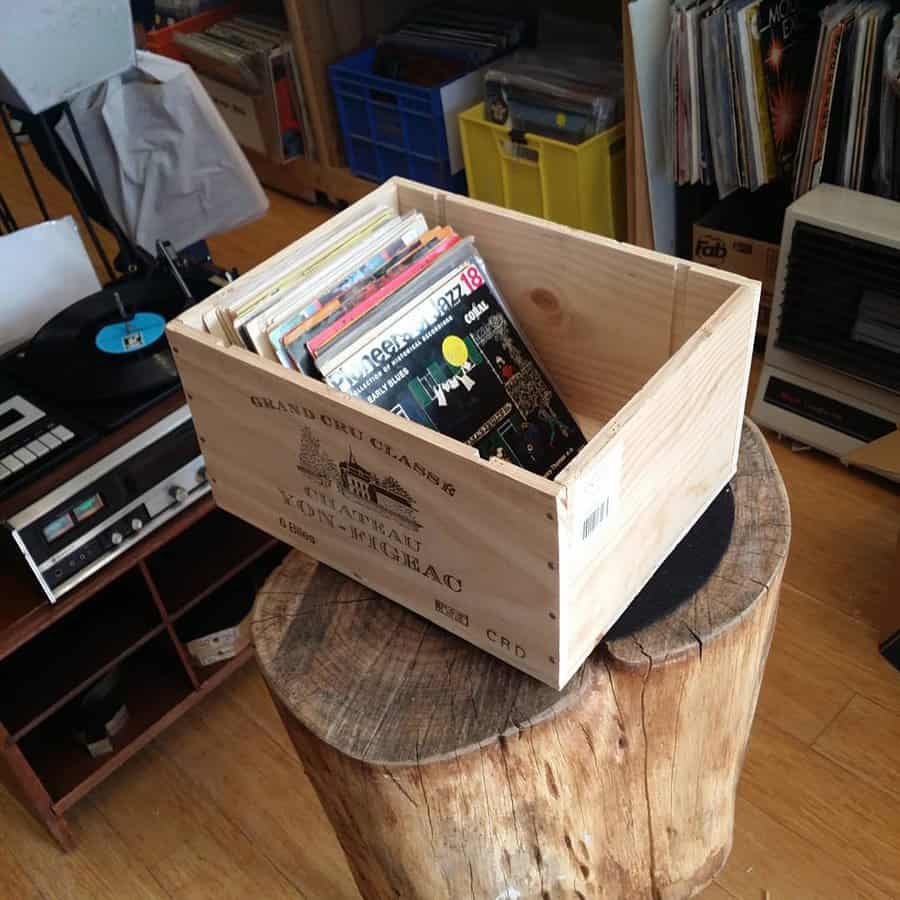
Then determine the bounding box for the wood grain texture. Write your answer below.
[158,682,357,899]
[717,797,894,900]
[252,422,788,899]
[757,584,900,725]
[696,885,737,900]
[281,0,424,174]
[741,718,900,896]
[558,301,760,678]
[90,745,300,900]
[765,436,900,633]
[603,420,788,666]
[813,695,900,801]
[0,784,162,900]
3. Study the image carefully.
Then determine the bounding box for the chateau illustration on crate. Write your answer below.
[295,426,421,530]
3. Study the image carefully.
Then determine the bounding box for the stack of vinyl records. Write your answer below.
[666,0,898,200]
[204,208,587,478]
[174,14,315,162]
[667,0,821,195]
[794,0,892,197]
[874,14,899,199]
[483,51,624,144]
[372,8,526,87]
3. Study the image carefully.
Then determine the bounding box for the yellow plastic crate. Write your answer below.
[459,103,626,238]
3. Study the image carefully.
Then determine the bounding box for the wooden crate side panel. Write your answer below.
[439,193,682,427]
[557,284,759,680]
[170,331,564,685]
[670,265,757,354]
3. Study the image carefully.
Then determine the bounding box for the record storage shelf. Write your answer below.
[0,395,285,850]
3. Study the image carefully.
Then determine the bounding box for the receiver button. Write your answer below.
[27,440,49,457]
[2,454,23,472]
[14,448,37,465]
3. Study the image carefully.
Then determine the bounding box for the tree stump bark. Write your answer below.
[252,421,790,900]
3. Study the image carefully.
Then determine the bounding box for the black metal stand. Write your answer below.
[61,103,144,273]
[36,110,116,282]
[0,190,17,234]
[0,104,49,221]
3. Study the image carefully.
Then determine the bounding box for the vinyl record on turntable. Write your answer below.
[16,278,185,405]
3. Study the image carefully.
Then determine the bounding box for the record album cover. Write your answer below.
[320,253,586,478]
[758,0,822,181]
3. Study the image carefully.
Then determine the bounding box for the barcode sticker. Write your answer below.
[582,497,610,541]
[571,442,622,550]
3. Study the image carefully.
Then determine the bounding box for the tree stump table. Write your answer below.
[252,421,790,900]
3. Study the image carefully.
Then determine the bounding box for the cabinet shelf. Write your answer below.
[18,635,193,808]
[0,571,163,742]
[174,546,287,680]
[146,508,278,618]
[0,388,286,849]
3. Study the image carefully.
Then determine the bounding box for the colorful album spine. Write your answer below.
[268,221,425,368]
[748,4,777,183]
[808,17,849,191]
[758,0,820,182]
[269,298,322,368]
[305,234,462,360]
[281,300,342,371]
[320,248,586,478]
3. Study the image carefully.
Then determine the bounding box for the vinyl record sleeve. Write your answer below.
[320,249,586,478]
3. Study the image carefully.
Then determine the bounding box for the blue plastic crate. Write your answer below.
[330,47,482,192]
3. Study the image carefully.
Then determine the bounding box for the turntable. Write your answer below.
[0,258,226,500]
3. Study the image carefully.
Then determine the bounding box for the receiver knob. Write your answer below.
[110,531,124,546]
[170,485,188,504]
[131,517,144,531]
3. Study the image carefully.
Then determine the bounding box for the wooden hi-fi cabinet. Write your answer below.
[0,393,284,850]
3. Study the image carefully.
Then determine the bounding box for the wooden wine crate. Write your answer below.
[167,177,759,689]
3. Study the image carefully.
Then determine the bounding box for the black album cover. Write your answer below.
[319,253,586,478]
[757,0,821,181]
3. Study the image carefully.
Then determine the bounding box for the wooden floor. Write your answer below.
[1,136,899,899]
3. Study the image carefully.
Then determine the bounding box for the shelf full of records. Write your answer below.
[201,205,586,479]
[666,0,900,201]
[172,13,315,164]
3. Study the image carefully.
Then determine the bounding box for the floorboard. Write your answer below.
[813,694,900,803]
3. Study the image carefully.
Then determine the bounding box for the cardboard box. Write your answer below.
[693,185,790,338]
[840,428,900,481]
[168,177,759,689]
[197,74,277,161]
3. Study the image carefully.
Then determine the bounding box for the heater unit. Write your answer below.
[752,184,900,478]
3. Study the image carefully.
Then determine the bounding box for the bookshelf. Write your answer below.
[164,0,658,223]
[0,399,285,850]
